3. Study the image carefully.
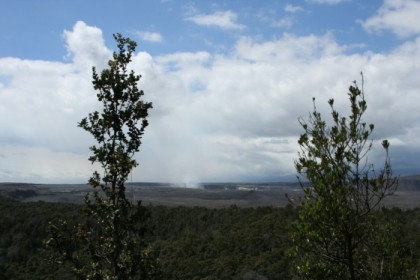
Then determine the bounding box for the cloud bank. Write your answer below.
[1,17,420,183]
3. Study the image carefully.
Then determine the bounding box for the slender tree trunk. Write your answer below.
[347,233,356,280]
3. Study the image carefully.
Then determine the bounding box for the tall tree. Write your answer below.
[48,34,159,279]
[289,77,400,279]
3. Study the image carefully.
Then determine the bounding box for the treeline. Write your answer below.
[1,195,419,279]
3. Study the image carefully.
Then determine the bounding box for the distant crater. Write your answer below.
[8,189,38,199]
[0,183,39,200]
[399,175,420,191]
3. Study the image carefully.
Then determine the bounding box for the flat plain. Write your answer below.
[1,175,420,208]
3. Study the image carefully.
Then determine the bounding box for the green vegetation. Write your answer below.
[290,78,403,279]
[1,197,420,279]
[47,34,157,279]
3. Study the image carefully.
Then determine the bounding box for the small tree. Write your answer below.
[48,34,159,279]
[289,77,400,279]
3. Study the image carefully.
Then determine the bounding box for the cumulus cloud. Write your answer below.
[63,21,111,69]
[0,21,103,183]
[362,0,420,38]
[1,20,420,183]
[136,31,163,43]
[135,32,420,182]
[185,10,245,30]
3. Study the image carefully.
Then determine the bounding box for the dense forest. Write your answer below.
[1,195,420,279]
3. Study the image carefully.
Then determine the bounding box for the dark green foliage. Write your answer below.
[47,34,157,279]
[1,197,420,279]
[290,78,402,279]
[1,197,297,279]
[0,197,79,279]
[149,205,297,279]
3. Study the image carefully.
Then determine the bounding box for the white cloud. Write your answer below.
[134,33,420,181]
[0,21,103,183]
[185,10,245,30]
[362,0,420,38]
[306,0,348,4]
[285,4,304,13]
[63,21,111,70]
[136,31,163,43]
[0,144,95,183]
[258,5,307,29]
[1,21,420,183]
[271,16,295,28]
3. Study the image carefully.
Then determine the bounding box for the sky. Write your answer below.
[1,0,420,184]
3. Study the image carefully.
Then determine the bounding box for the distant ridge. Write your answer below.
[1,174,420,190]
[1,175,420,208]
[398,175,420,191]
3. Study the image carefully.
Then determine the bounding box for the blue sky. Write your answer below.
[1,0,420,183]
[0,0,399,59]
